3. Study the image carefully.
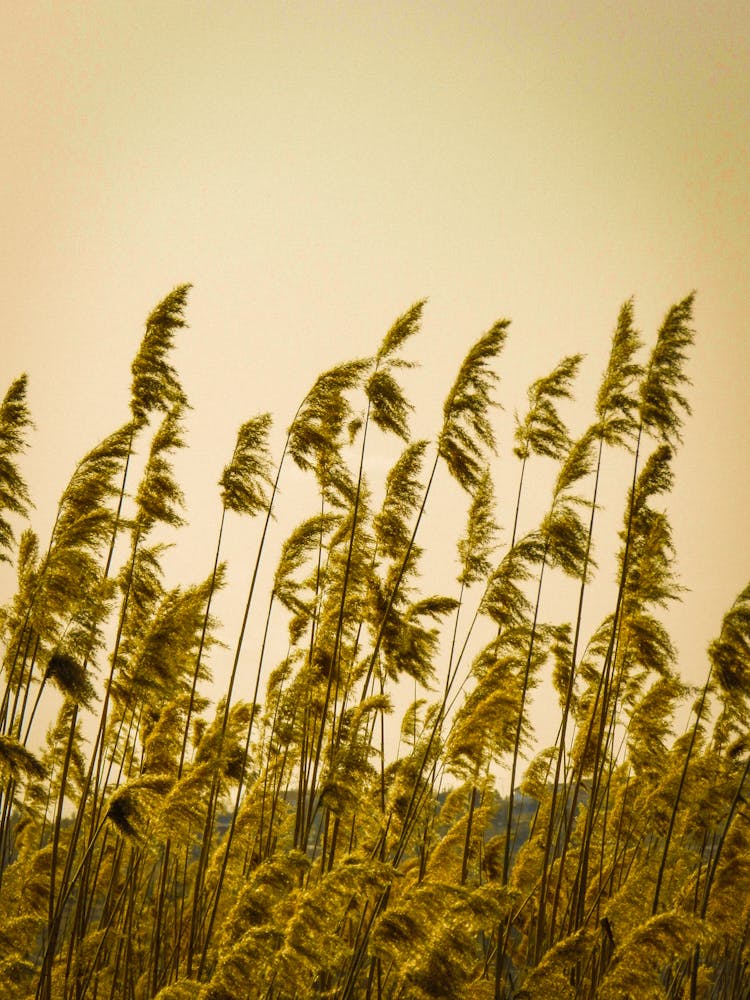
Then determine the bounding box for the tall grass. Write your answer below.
[0,287,748,1000]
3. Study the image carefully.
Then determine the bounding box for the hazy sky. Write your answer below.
[2,1,749,746]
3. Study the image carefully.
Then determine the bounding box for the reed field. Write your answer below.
[1,285,748,1000]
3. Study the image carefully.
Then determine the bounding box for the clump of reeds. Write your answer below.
[0,286,748,1000]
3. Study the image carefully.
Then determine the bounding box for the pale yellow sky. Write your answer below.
[2,1,749,750]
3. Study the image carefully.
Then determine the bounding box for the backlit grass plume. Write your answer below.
[220,413,274,516]
[709,581,750,739]
[366,299,424,441]
[513,353,582,463]
[595,297,643,447]
[0,375,33,566]
[130,284,191,427]
[135,407,186,532]
[639,292,695,444]
[438,319,509,492]
[288,358,370,478]
[457,470,498,588]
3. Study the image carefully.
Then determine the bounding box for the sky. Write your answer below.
[2,0,749,754]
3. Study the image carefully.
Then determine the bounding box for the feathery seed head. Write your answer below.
[639,292,696,444]
[514,354,582,462]
[44,651,96,707]
[220,412,274,515]
[0,373,33,562]
[287,357,370,473]
[457,469,498,586]
[439,319,509,492]
[374,440,429,559]
[131,284,191,427]
[709,582,750,730]
[376,299,426,363]
[596,298,644,446]
[135,406,186,531]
